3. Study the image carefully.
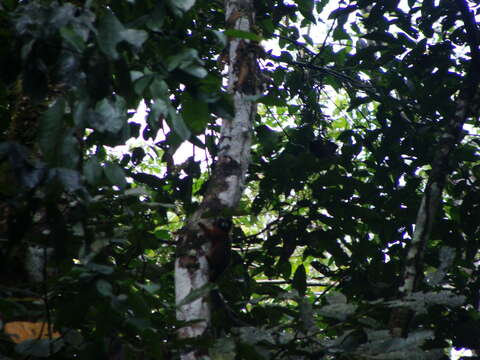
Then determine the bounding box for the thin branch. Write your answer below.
[272,33,317,56]
[256,279,328,286]
[310,17,336,64]
[265,106,292,141]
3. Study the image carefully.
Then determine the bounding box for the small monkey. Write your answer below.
[198,218,232,281]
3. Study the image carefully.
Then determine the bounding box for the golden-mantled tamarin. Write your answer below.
[198,218,232,281]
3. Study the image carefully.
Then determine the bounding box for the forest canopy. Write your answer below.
[1,0,480,359]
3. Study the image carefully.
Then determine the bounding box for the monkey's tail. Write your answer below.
[210,289,249,327]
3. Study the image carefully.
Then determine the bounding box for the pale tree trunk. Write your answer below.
[174,0,262,358]
[389,0,480,337]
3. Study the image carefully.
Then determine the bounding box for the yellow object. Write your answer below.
[4,321,61,344]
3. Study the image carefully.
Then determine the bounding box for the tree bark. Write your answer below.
[174,0,262,358]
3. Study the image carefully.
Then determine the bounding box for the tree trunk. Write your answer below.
[174,0,262,358]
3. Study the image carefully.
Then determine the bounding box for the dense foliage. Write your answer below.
[1,0,480,358]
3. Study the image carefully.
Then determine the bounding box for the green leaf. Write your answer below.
[126,317,151,331]
[167,0,196,15]
[438,246,455,268]
[295,0,316,23]
[131,173,164,189]
[326,291,347,304]
[58,135,79,169]
[363,31,399,44]
[120,28,148,48]
[92,97,126,133]
[303,34,313,45]
[169,110,191,141]
[333,25,350,41]
[258,94,287,106]
[166,48,202,71]
[104,163,127,189]
[177,283,215,307]
[137,282,161,294]
[347,96,371,111]
[292,264,307,296]
[130,71,144,82]
[84,157,103,185]
[115,59,136,106]
[319,302,357,321]
[182,65,207,78]
[153,229,171,240]
[224,29,263,42]
[97,11,147,59]
[166,48,195,71]
[134,74,154,95]
[330,6,351,41]
[329,5,357,19]
[97,11,124,59]
[212,30,227,46]
[256,125,280,154]
[147,99,169,130]
[38,98,65,163]
[20,39,35,60]
[86,263,114,275]
[181,93,210,134]
[96,279,113,297]
[2,0,16,11]
[165,48,206,77]
[60,26,86,52]
[16,339,63,357]
[238,326,275,345]
[54,168,83,193]
[63,329,83,346]
[130,147,146,165]
[150,79,169,99]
